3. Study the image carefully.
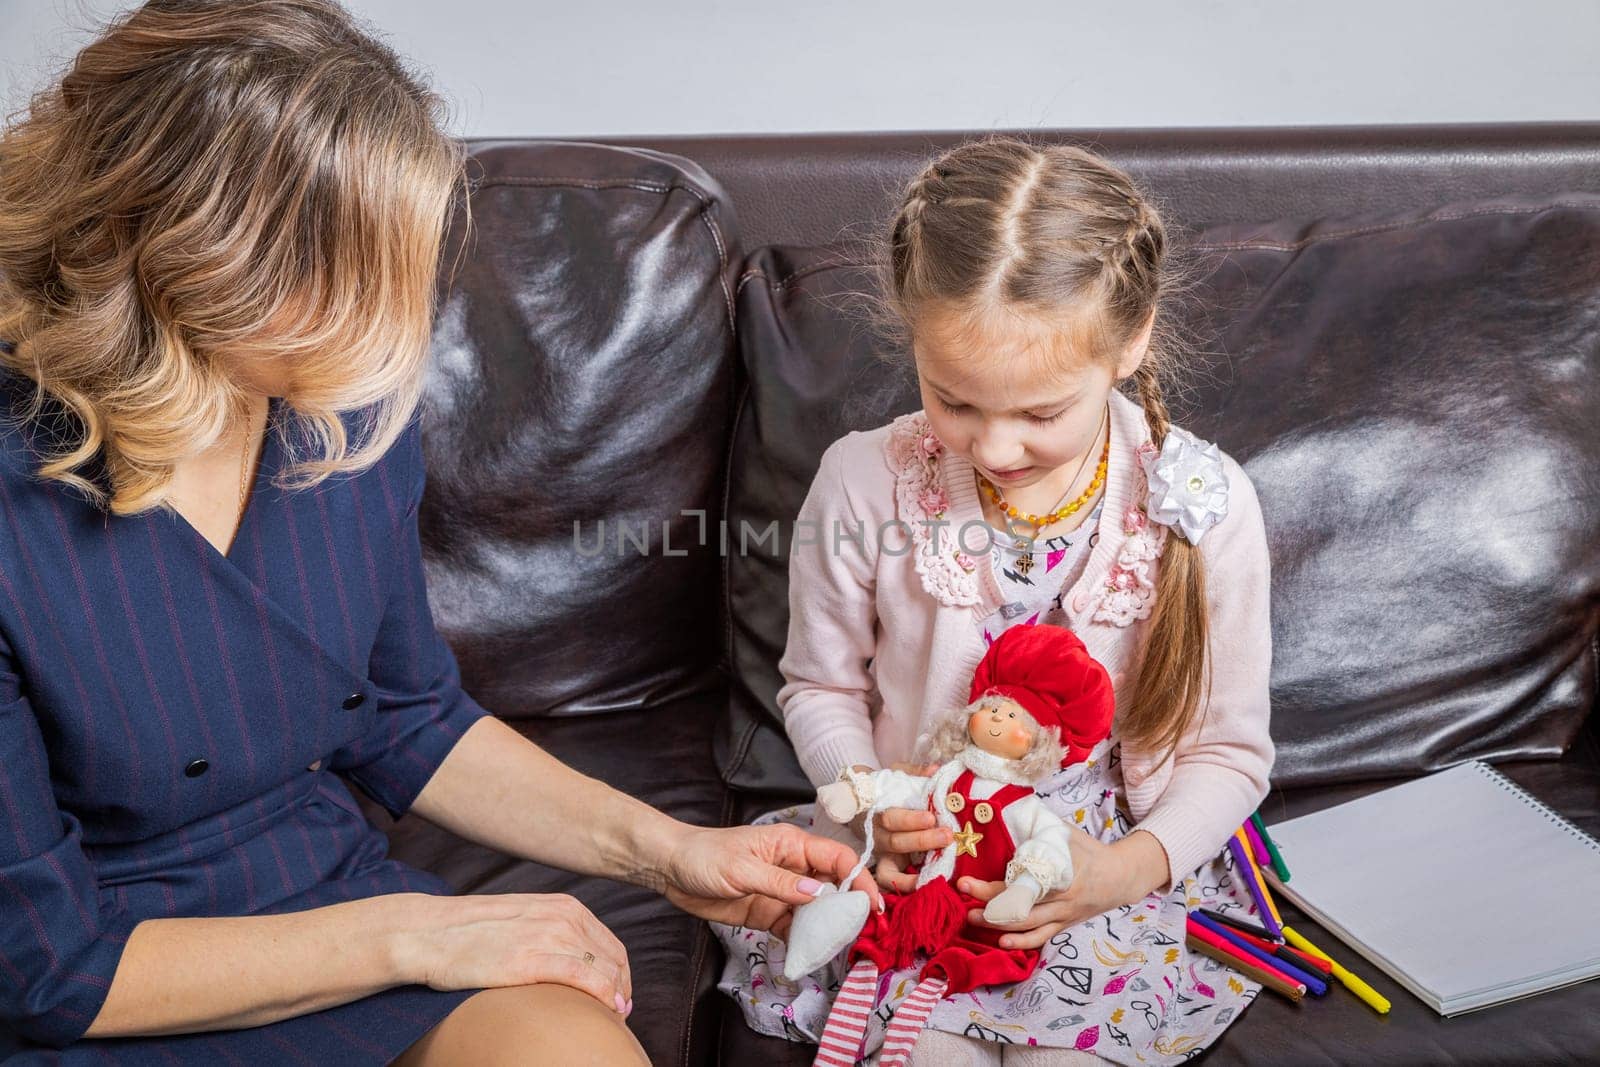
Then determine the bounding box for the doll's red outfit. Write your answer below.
[847,768,1040,994]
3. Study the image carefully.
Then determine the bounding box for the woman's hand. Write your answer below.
[864,762,949,893]
[396,892,635,1016]
[660,823,883,942]
[955,829,1171,949]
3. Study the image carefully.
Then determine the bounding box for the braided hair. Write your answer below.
[878,135,1210,766]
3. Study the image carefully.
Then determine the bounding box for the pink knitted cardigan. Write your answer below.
[775,388,1275,894]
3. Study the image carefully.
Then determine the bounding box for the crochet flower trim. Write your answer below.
[886,412,982,607]
[1086,441,1168,628]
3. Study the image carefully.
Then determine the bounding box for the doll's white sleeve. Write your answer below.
[839,766,932,815]
[1000,795,1075,891]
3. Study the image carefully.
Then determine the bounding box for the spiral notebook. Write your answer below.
[1261,760,1600,1016]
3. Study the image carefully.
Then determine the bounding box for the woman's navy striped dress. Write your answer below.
[0,360,494,1064]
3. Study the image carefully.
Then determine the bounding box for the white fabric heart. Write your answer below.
[783,884,872,980]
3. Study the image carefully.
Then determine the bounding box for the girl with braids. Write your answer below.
[712,136,1275,1064]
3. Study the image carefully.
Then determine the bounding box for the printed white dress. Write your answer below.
[713,501,1268,1064]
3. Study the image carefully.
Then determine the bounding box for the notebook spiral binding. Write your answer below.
[1474,760,1600,853]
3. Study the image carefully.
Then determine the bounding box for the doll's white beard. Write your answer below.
[953,743,1036,787]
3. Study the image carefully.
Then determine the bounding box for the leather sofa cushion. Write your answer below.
[421,141,742,719]
[716,247,918,793]
[1175,192,1600,786]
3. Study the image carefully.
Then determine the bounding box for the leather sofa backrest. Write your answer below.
[1163,193,1600,787]
[421,141,740,719]
[601,123,1600,249]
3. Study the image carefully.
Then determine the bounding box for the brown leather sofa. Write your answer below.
[361,124,1600,1065]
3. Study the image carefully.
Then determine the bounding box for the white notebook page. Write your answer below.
[1262,760,1600,1015]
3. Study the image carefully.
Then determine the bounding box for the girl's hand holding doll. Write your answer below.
[849,761,955,884]
[955,827,1173,949]
[816,760,958,892]
[787,625,1125,1055]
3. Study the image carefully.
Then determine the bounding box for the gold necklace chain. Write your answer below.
[981,415,1110,536]
[237,397,257,522]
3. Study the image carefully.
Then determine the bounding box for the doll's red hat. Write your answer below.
[967,623,1115,766]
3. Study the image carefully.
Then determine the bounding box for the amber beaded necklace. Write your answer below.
[980,406,1109,574]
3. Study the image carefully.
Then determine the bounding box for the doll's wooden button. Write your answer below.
[973,801,994,824]
[944,792,965,814]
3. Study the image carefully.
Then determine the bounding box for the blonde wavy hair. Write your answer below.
[0,0,470,514]
[914,694,1068,784]
[878,135,1212,769]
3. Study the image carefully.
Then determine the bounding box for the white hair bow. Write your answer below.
[1140,425,1230,545]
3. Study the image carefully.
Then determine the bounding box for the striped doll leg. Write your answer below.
[813,959,881,1067]
[875,975,949,1067]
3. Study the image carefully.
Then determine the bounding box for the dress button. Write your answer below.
[184,758,209,777]
[307,759,323,772]
[342,692,364,710]
[1071,590,1090,613]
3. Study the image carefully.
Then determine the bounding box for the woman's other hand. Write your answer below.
[396,892,635,1016]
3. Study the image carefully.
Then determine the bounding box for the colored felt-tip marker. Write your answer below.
[1235,828,1285,929]
[1250,811,1292,883]
[1196,906,1277,943]
[1186,933,1304,1002]
[1186,917,1310,996]
[1226,832,1284,938]
[1203,914,1333,976]
[1243,818,1272,867]
[1189,911,1328,995]
[1274,916,1392,1014]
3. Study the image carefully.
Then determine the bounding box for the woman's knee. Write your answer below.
[393,983,648,1067]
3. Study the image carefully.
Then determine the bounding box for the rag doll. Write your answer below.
[785,622,1116,1067]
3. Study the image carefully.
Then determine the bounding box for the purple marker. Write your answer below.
[1226,833,1284,939]
[1243,818,1271,867]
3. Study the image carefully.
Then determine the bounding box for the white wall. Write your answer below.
[4,0,1597,137]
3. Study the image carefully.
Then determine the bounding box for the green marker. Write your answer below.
[1250,810,1292,883]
